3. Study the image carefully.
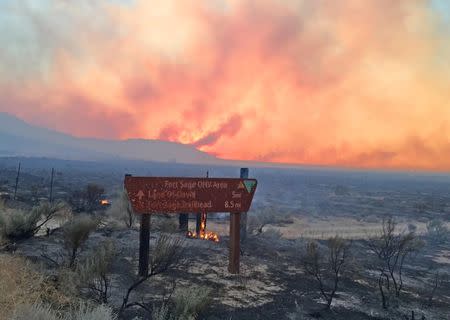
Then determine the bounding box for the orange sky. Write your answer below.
[0,0,449,171]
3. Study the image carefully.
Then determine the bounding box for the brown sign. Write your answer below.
[124,176,257,214]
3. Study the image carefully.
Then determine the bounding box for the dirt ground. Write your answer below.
[11,215,450,320]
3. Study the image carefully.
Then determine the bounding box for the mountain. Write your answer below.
[0,112,218,164]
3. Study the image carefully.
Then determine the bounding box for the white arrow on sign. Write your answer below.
[137,190,145,201]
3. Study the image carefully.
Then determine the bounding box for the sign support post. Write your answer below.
[124,175,257,275]
[179,213,188,232]
[138,214,150,277]
[196,213,202,234]
[239,168,249,242]
[229,212,241,274]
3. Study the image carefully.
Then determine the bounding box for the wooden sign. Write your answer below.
[124,176,257,214]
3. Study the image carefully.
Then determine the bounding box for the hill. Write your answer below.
[0,112,218,165]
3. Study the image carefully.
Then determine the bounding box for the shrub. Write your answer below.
[77,239,116,303]
[367,217,423,309]
[248,207,292,235]
[69,303,117,320]
[152,215,178,233]
[287,301,308,320]
[151,286,212,320]
[152,304,173,320]
[0,255,70,320]
[0,208,41,240]
[426,219,449,244]
[10,302,116,320]
[0,201,69,241]
[84,184,105,213]
[334,185,350,196]
[0,255,45,319]
[120,235,185,315]
[69,184,105,213]
[302,236,352,309]
[107,191,135,228]
[63,215,98,268]
[261,227,283,239]
[57,267,82,299]
[171,286,212,319]
[11,303,58,320]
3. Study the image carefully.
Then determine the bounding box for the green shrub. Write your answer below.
[63,215,98,268]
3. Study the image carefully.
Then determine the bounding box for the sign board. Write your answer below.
[124,176,257,214]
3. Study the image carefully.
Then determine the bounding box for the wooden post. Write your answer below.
[138,214,151,277]
[49,168,55,203]
[14,162,21,200]
[179,213,188,232]
[197,171,209,234]
[240,168,249,242]
[229,212,241,274]
[196,213,202,234]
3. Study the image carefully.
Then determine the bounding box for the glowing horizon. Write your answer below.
[0,0,449,171]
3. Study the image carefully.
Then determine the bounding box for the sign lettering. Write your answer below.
[124,176,257,214]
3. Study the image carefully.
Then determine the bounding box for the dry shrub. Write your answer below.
[0,208,41,240]
[11,302,116,320]
[287,301,308,320]
[120,234,185,314]
[77,239,116,303]
[171,286,212,319]
[11,303,58,320]
[152,215,179,233]
[248,207,293,235]
[152,286,212,320]
[63,215,98,268]
[426,219,449,244]
[0,255,70,320]
[107,191,135,228]
[261,227,283,239]
[367,217,423,309]
[0,255,44,319]
[69,302,117,320]
[0,201,70,241]
[57,267,82,300]
[302,236,352,309]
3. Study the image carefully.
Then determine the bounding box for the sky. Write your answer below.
[0,0,449,171]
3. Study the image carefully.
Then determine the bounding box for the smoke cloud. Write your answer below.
[0,0,449,170]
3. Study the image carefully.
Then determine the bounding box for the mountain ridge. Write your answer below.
[0,112,218,164]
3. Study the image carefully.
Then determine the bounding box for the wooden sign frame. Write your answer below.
[124,169,257,275]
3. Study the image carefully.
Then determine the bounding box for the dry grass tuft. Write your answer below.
[0,255,44,319]
[0,254,71,320]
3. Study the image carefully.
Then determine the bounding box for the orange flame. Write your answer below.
[186,212,219,242]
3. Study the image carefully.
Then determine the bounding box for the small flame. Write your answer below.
[100,199,110,206]
[186,213,220,242]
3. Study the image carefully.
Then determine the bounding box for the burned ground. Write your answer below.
[9,217,450,320]
[1,157,449,319]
